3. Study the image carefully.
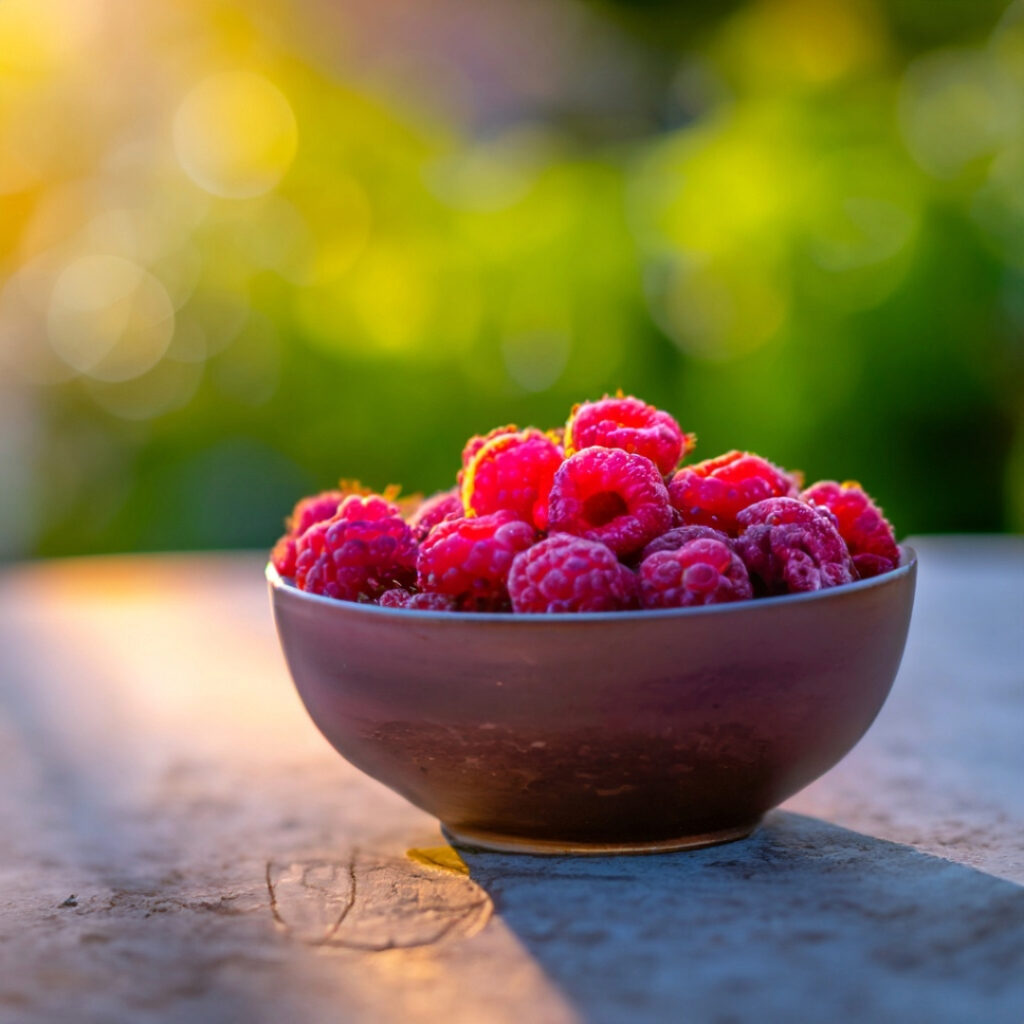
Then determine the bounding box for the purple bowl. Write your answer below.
[267,548,916,855]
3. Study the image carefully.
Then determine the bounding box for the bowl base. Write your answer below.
[442,819,762,857]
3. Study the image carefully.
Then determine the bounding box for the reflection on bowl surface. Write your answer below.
[268,549,916,855]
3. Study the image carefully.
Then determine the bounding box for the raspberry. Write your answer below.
[378,588,457,611]
[734,497,855,595]
[547,448,673,557]
[407,488,464,541]
[668,451,801,535]
[802,480,900,579]
[270,490,345,576]
[639,538,753,608]
[417,509,536,611]
[294,495,417,601]
[462,428,564,530]
[566,395,694,476]
[461,424,519,472]
[508,535,639,614]
[640,524,733,562]
[333,493,404,523]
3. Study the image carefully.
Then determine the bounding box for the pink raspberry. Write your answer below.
[294,495,418,601]
[378,588,457,611]
[640,524,733,562]
[639,538,753,608]
[270,490,345,577]
[462,428,564,530]
[668,451,801,535]
[734,497,855,595]
[802,480,900,579]
[508,535,639,614]
[460,424,519,473]
[417,509,536,611]
[547,448,673,557]
[566,395,694,476]
[407,488,464,541]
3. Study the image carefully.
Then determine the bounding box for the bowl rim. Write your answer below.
[267,544,916,625]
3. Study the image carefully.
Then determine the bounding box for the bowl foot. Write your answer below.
[441,819,762,857]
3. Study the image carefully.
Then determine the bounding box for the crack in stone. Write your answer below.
[265,850,492,951]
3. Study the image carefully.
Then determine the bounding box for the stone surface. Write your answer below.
[0,537,1021,1023]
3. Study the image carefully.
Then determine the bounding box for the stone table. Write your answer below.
[1,537,1022,1024]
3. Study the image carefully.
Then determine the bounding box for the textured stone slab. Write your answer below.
[0,538,1021,1023]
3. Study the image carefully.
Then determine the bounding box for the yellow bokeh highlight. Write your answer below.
[173,71,298,198]
[47,255,175,382]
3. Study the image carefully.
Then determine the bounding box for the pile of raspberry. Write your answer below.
[271,395,901,613]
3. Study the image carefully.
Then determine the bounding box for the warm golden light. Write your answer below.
[173,71,298,199]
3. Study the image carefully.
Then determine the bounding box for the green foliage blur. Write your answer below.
[0,0,1021,559]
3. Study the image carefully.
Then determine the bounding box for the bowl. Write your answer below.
[267,548,916,855]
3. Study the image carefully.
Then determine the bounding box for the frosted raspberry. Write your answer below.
[294,495,417,601]
[668,451,801,535]
[407,488,464,541]
[509,535,639,614]
[378,588,457,611]
[639,538,753,608]
[547,448,673,557]
[462,428,563,530]
[417,509,536,611]
[802,480,900,579]
[640,524,733,562]
[735,497,855,595]
[271,490,345,577]
[566,395,694,476]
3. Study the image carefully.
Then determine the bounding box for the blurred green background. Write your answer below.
[1,0,1022,559]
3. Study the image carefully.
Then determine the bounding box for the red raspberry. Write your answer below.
[270,490,345,577]
[547,448,673,557]
[734,497,855,595]
[640,524,733,562]
[294,495,418,601]
[566,395,694,476]
[460,424,519,473]
[639,538,753,608]
[462,428,564,530]
[802,480,900,579]
[378,588,457,611]
[407,488,464,541]
[417,510,536,611]
[668,451,801,535]
[508,535,639,614]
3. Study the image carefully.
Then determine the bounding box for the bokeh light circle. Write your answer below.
[173,71,298,198]
[47,255,175,382]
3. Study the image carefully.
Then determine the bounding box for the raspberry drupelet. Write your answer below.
[294,495,418,601]
[668,451,801,535]
[508,535,639,614]
[407,488,464,541]
[802,480,900,579]
[417,509,536,611]
[734,497,855,595]
[565,395,694,476]
[547,448,674,558]
[461,428,563,531]
[638,538,753,608]
[271,490,346,577]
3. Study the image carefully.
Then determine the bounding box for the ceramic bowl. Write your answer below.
[267,548,916,855]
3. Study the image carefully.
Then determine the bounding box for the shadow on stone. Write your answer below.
[457,811,1024,1024]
